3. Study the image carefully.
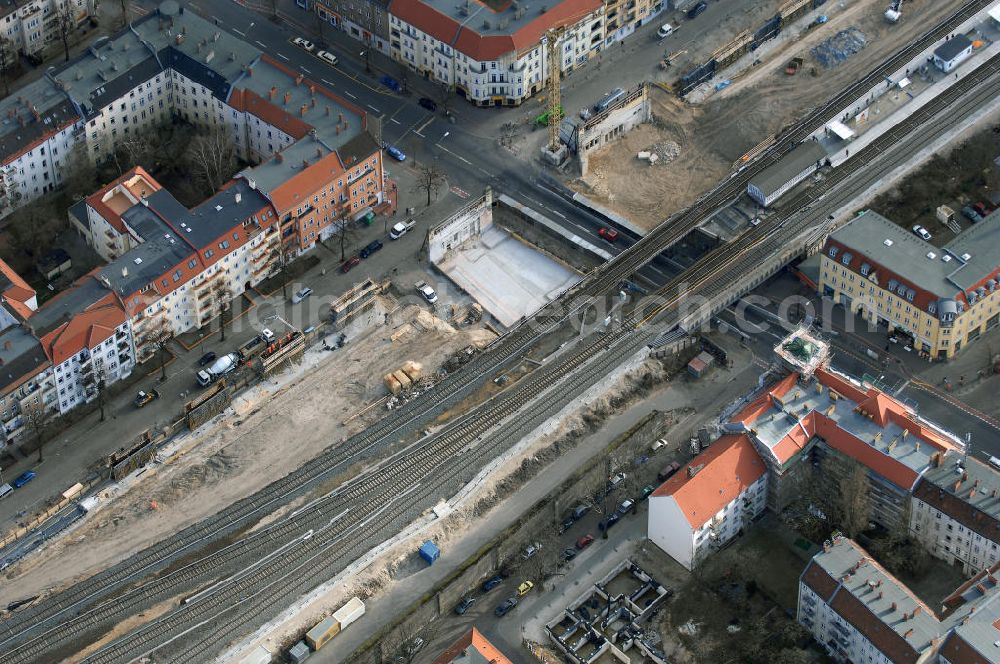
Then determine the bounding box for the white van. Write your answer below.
[657,23,674,39]
[0,483,13,500]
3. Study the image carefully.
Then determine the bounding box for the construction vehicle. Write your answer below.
[389,218,416,239]
[535,105,565,127]
[133,389,160,408]
[785,57,804,75]
[196,353,239,387]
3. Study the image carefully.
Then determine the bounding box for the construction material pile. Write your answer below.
[383,360,423,395]
[811,28,867,68]
[638,140,681,166]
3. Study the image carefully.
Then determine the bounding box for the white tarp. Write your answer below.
[827,120,855,140]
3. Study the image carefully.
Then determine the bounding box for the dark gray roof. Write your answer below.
[186,180,270,247]
[749,141,827,197]
[934,34,973,62]
[84,56,164,118]
[0,325,50,394]
[29,278,109,337]
[0,98,80,164]
[160,46,231,101]
[68,200,90,230]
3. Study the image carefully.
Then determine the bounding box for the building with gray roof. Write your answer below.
[747,140,827,206]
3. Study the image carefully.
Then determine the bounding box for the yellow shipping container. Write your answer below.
[305,616,341,651]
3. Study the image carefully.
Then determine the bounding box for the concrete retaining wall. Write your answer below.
[578,85,651,178]
[428,190,493,264]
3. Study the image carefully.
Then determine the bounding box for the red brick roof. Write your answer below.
[391,0,602,61]
[650,434,766,529]
[938,630,992,664]
[228,87,312,142]
[39,284,127,366]
[0,258,36,320]
[85,166,161,235]
[432,627,513,664]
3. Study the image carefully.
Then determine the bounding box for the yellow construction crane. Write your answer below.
[544,26,566,153]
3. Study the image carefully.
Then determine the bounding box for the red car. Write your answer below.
[340,256,361,273]
[974,202,992,217]
[598,227,619,242]
[576,534,595,550]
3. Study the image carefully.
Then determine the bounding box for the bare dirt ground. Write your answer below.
[572,0,964,229]
[0,303,496,604]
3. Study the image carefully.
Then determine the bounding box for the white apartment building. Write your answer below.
[1,0,91,57]
[910,451,1000,577]
[647,435,767,570]
[388,0,606,106]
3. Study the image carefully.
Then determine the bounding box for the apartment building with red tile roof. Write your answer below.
[0,258,38,322]
[726,361,964,527]
[388,0,610,106]
[432,627,513,664]
[648,434,767,569]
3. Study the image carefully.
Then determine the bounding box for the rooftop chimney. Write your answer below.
[275,153,283,163]
[315,147,322,158]
[283,91,291,106]
[904,628,914,638]
[325,105,331,116]
[235,191,242,204]
[269,86,278,99]
[891,602,897,612]
[300,104,308,116]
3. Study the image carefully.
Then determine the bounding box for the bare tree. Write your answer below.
[21,402,51,463]
[111,132,152,177]
[142,318,174,382]
[837,462,871,538]
[119,0,128,28]
[210,281,233,342]
[268,245,290,298]
[185,126,237,195]
[96,379,107,422]
[396,62,409,91]
[0,35,17,97]
[62,141,99,201]
[332,215,358,261]
[498,121,518,149]
[55,1,78,62]
[413,163,446,207]
[435,82,454,116]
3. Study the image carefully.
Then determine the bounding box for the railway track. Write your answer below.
[0,0,991,656]
[22,46,1000,662]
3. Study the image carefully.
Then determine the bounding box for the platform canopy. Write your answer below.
[826,119,855,140]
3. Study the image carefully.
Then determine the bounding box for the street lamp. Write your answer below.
[360,50,371,74]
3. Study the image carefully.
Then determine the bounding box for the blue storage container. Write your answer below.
[419,540,440,565]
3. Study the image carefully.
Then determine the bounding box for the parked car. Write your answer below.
[576,534,595,550]
[572,504,590,520]
[13,470,36,488]
[415,281,438,304]
[640,484,656,501]
[482,575,504,592]
[599,513,621,531]
[133,389,160,408]
[687,0,707,18]
[962,206,983,223]
[912,224,932,241]
[292,37,315,52]
[495,596,518,617]
[385,145,406,161]
[341,256,361,273]
[563,547,578,561]
[517,581,534,596]
[560,515,576,532]
[316,50,338,65]
[522,543,541,559]
[656,22,674,38]
[657,461,681,482]
[359,239,384,259]
[198,351,217,366]
[380,74,402,92]
[291,287,313,304]
[618,499,635,515]
[651,438,667,453]
[607,472,626,491]
[454,596,476,615]
[418,97,438,111]
[0,483,12,500]
[974,201,991,217]
[598,227,619,243]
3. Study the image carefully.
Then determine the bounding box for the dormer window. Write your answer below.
[860,263,871,277]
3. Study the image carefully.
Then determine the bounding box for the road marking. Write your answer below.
[368,105,381,113]
[415,117,435,135]
[477,167,495,177]
[344,91,358,99]
[256,40,267,48]
[322,78,335,87]
[233,29,246,37]
[211,15,222,23]
[278,53,290,61]
[390,118,401,125]
[301,66,311,73]
[450,186,470,199]
[436,144,471,164]
[550,209,567,219]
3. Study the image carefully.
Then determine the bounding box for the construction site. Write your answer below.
[570,0,964,229]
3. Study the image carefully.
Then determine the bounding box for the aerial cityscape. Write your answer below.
[0,0,998,662]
